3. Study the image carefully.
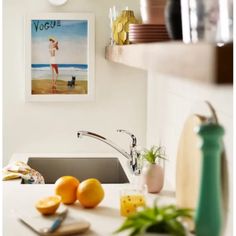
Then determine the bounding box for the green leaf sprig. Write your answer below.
[142,146,167,164]
[114,202,193,236]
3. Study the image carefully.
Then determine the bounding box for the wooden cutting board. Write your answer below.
[176,114,207,210]
[17,209,90,236]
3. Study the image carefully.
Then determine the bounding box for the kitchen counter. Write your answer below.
[3,153,175,236]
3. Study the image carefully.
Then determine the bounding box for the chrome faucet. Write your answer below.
[77,130,142,175]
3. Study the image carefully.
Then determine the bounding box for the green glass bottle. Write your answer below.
[195,123,224,236]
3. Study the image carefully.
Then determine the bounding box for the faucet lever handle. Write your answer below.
[117,129,137,148]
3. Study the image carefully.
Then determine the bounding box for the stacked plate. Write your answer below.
[129,24,170,44]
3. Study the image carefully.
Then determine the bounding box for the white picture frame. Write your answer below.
[25,13,95,102]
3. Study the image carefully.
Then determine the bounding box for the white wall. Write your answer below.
[3,0,147,165]
[146,72,233,235]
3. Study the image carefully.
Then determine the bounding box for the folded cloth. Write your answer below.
[2,161,45,184]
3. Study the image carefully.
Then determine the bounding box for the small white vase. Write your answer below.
[142,163,164,193]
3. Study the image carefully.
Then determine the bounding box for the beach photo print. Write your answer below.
[25,13,95,101]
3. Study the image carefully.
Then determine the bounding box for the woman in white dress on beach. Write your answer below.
[49,37,59,88]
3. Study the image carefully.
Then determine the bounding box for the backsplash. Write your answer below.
[146,71,233,235]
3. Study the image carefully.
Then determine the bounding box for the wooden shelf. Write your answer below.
[105,42,233,84]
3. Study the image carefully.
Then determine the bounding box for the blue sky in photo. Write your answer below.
[31,20,88,64]
[31,20,88,41]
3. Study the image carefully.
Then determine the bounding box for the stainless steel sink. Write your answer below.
[25,157,129,184]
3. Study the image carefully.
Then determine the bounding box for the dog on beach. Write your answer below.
[68,76,76,87]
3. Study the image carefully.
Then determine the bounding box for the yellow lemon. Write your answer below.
[55,176,80,204]
[77,178,104,208]
[35,195,61,215]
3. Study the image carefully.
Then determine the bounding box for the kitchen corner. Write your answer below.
[3,153,175,236]
[2,0,233,235]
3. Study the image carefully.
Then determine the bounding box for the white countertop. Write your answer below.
[3,153,176,236]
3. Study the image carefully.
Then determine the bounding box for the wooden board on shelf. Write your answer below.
[105,42,233,85]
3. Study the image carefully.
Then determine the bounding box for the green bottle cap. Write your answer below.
[196,123,224,136]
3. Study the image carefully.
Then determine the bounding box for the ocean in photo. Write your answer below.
[32,64,88,81]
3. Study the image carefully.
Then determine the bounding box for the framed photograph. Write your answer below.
[25,13,95,102]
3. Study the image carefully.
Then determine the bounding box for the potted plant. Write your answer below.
[141,146,167,193]
[114,203,193,236]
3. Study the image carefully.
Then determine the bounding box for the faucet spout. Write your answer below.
[77,130,142,175]
[77,131,130,160]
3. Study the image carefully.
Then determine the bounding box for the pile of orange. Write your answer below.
[35,176,104,215]
[55,176,104,208]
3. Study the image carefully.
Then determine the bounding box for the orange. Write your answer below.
[35,195,61,215]
[54,176,80,204]
[77,178,104,208]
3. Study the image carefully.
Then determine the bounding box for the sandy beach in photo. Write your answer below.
[32,79,87,94]
[31,64,88,95]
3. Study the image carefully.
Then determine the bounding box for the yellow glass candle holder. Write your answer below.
[120,188,146,217]
[112,10,139,45]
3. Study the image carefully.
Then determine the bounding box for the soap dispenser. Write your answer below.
[195,122,224,236]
